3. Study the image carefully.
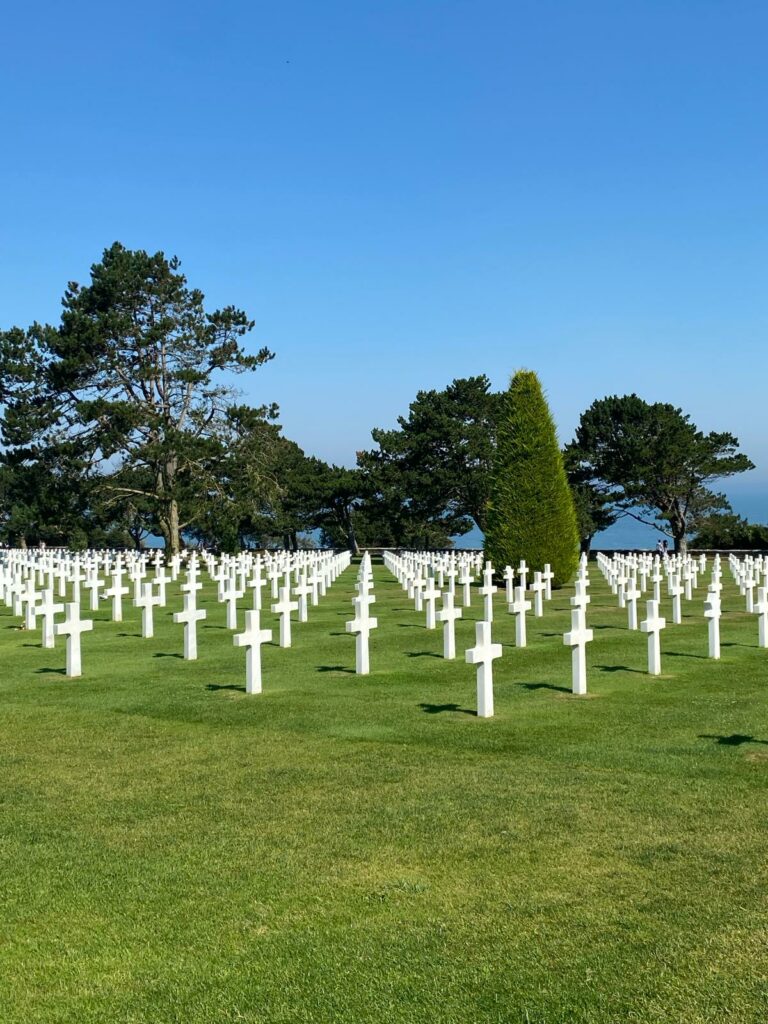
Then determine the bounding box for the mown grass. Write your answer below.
[1,560,767,1023]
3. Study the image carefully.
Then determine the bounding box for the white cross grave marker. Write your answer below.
[704,585,721,660]
[233,610,273,694]
[272,586,299,648]
[136,582,162,639]
[54,602,94,677]
[437,591,462,659]
[346,596,378,675]
[510,585,532,647]
[640,599,666,676]
[479,564,497,623]
[173,592,206,660]
[563,607,593,695]
[465,620,502,718]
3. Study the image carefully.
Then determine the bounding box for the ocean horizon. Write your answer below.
[452,485,768,551]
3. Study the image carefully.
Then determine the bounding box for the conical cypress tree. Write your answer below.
[484,370,578,587]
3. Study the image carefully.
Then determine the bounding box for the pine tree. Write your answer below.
[484,370,578,587]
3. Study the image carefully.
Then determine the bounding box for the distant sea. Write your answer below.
[452,487,768,551]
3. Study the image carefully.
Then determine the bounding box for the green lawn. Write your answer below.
[1,560,767,1023]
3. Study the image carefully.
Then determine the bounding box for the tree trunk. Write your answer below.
[674,532,688,555]
[580,533,594,555]
[166,498,181,554]
[346,520,360,555]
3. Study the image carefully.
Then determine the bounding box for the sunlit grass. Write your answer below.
[1,560,767,1023]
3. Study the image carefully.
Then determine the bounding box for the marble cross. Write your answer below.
[423,575,441,630]
[530,571,546,618]
[542,563,554,602]
[465,620,502,718]
[233,610,273,694]
[272,586,299,648]
[103,572,129,623]
[563,607,593,695]
[703,585,721,660]
[173,592,207,660]
[625,576,641,631]
[136,582,162,639]
[640,599,666,676]
[479,565,497,623]
[294,576,313,623]
[437,591,462,659]
[510,586,532,648]
[222,577,244,630]
[54,602,94,677]
[37,588,63,649]
[755,586,768,649]
[503,565,515,605]
[669,574,683,625]
[458,567,473,608]
[345,595,378,675]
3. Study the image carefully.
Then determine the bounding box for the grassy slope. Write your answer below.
[1,562,767,1023]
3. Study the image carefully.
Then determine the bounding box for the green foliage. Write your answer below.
[484,370,578,585]
[360,375,500,537]
[563,447,619,553]
[0,243,274,552]
[568,394,754,552]
[691,513,768,550]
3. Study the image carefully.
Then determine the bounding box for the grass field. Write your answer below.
[1,559,767,1023]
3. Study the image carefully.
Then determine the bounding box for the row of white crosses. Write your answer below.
[385,551,576,715]
[0,547,352,682]
[596,551,768,671]
[226,550,353,693]
[345,553,378,674]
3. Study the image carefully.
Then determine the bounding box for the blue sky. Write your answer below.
[1,0,766,508]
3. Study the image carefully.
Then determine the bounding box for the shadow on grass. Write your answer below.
[518,682,571,693]
[22,642,41,648]
[203,625,227,630]
[667,651,708,660]
[595,664,646,675]
[154,652,184,659]
[116,631,141,638]
[699,733,768,747]
[35,667,67,676]
[407,651,442,659]
[398,623,423,629]
[418,702,475,716]
[317,665,356,675]
[206,683,245,693]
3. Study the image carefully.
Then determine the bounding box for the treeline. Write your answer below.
[0,244,760,553]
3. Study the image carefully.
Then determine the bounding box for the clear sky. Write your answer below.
[1,1,766,503]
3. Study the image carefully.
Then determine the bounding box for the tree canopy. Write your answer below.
[484,370,579,585]
[0,243,274,551]
[568,395,754,553]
